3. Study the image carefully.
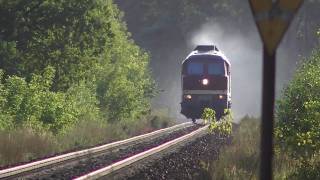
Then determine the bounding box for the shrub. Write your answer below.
[275,48,320,160]
[275,48,320,179]
[0,67,100,134]
[202,108,233,136]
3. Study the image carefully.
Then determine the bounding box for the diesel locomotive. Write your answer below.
[180,45,231,122]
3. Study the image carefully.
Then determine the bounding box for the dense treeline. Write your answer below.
[0,0,155,133]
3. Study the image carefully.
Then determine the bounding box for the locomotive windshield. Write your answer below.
[187,62,204,75]
[186,61,225,76]
[208,62,225,75]
[184,55,227,76]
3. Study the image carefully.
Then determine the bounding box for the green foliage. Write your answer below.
[97,42,155,121]
[276,47,320,179]
[66,81,100,123]
[0,0,115,90]
[0,67,86,133]
[0,0,156,132]
[276,49,320,160]
[211,110,233,137]
[201,108,216,124]
[201,108,233,136]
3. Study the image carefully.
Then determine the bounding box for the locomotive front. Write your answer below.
[180,45,231,122]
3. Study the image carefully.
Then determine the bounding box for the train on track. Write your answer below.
[180,45,231,122]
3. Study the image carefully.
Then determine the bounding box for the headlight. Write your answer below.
[184,94,192,100]
[202,78,209,85]
[219,95,224,99]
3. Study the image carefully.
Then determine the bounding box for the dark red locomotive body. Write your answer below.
[180,45,231,122]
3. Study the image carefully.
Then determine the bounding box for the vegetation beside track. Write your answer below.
[0,0,173,167]
[209,45,320,180]
[1,0,319,175]
[275,46,320,179]
[201,108,233,137]
[208,116,296,180]
[0,112,174,167]
[0,0,155,134]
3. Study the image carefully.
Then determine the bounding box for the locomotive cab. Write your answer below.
[180,45,231,122]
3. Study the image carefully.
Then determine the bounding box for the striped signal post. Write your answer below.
[248,0,303,180]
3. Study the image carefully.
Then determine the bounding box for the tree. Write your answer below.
[0,0,156,131]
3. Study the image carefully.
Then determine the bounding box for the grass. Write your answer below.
[0,111,175,168]
[0,128,57,167]
[208,116,298,180]
[209,116,260,180]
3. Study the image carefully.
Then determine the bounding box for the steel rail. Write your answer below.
[74,124,209,180]
[0,122,193,179]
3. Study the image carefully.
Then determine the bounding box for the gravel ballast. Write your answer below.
[120,133,229,180]
[17,125,201,180]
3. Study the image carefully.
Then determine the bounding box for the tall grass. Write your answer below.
[209,116,260,179]
[209,116,297,180]
[0,128,57,166]
[0,112,175,168]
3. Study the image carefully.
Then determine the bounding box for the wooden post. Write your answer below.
[260,46,276,180]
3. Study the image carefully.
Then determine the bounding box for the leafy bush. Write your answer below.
[275,47,320,179]
[202,108,233,136]
[0,67,100,134]
[201,108,216,124]
[96,38,155,122]
[276,48,320,160]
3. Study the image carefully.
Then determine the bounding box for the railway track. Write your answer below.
[75,124,209,180]
[0,122,210,180]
